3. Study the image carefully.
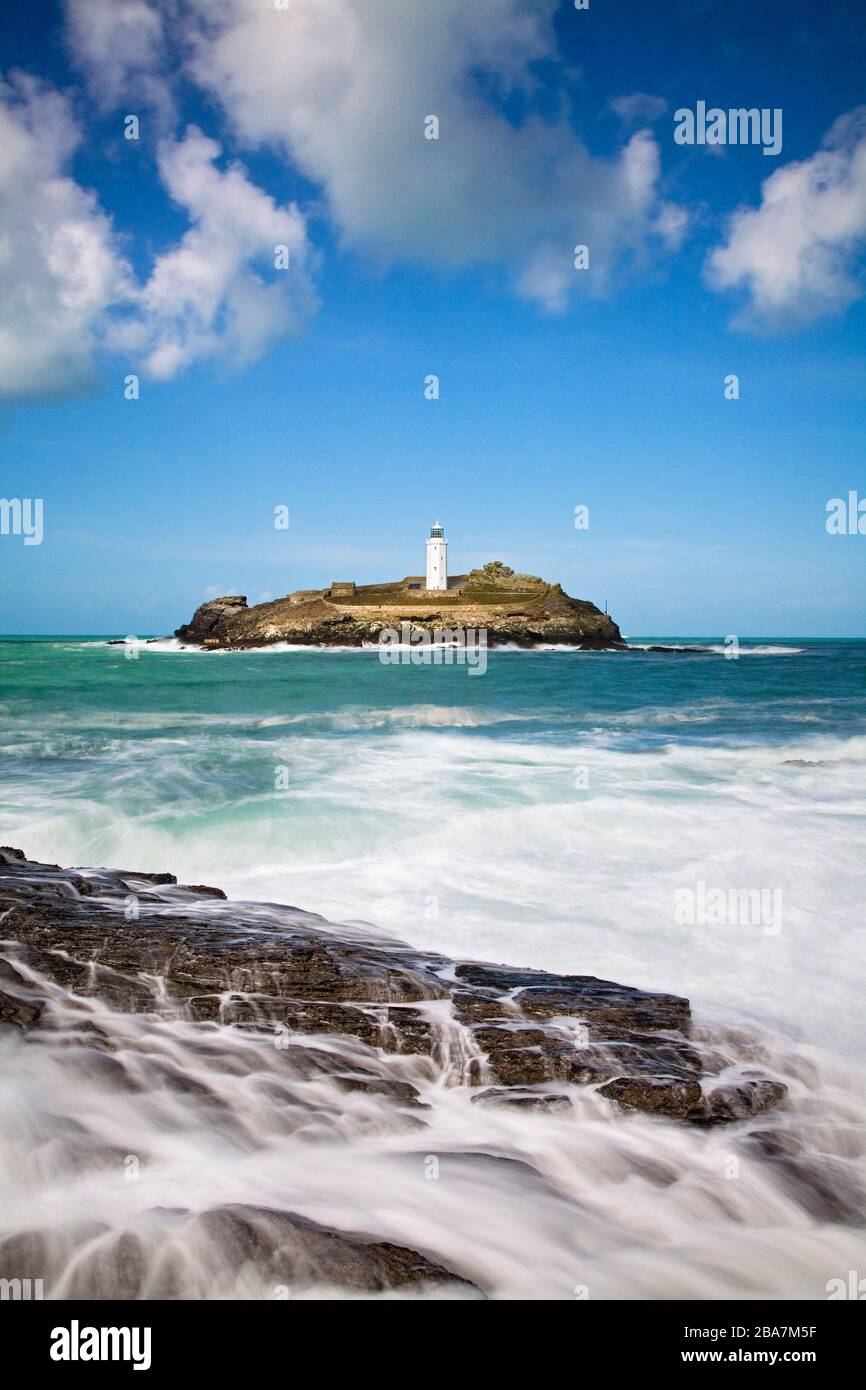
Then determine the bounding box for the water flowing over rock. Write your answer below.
[0,848,784,1119]
[0,847,810,1300]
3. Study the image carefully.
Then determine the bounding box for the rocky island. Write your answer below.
[174,562,624,651]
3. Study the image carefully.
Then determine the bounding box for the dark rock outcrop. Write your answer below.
[0,847,798,1298]
[0,847,785,1128]
[0,1206,477,1299]
[175,593,248,643]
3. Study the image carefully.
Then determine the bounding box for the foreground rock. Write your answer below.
[174,562,624,650]
[0,847,800,1298]
[0,1205,475,1300]
[0,848,784,1129]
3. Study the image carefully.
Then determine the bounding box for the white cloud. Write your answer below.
[609,93,668,127]
[3,1,695,396]
[706,107,866,328]
[112,127,316,379]
[184,0,687,309]
[0,76,315,396]
[0,74,133,398]
[65,0,174,124]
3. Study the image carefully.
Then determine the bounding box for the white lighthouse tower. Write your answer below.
[425,520,448,591]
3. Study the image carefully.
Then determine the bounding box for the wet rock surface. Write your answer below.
[0,1206,475,1299]
[0,847,786,1127]
[0,847,796,1297]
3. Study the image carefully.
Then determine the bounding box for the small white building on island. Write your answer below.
[425,520,447,591]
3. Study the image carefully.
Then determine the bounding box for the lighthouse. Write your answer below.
[426,520,448,591]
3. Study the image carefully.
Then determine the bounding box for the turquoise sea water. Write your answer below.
[2,635,865,1298]
[2,635,865,1048]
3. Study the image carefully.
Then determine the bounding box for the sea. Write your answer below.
[1,634,864,1298]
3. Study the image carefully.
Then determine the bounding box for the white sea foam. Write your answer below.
[0,898,863,1300]
[1,705,529,741]
[625,643,804,655]
[6,728,866,1051]
[256,705,527,731]
[89,637,197,653]
[3,663,865,1297]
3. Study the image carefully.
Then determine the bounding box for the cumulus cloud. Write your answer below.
[65,0,175,125]
[183,0,686,309]
[5,0,694,396]
[706,107,866,328]
[0,74,133,397]
[111,127,316,379]
[513,128,687,310]
[0,76,315,396]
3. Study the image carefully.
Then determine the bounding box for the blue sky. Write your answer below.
[1,0,865,636]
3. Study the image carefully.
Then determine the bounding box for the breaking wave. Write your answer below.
[1,637,864,1297]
